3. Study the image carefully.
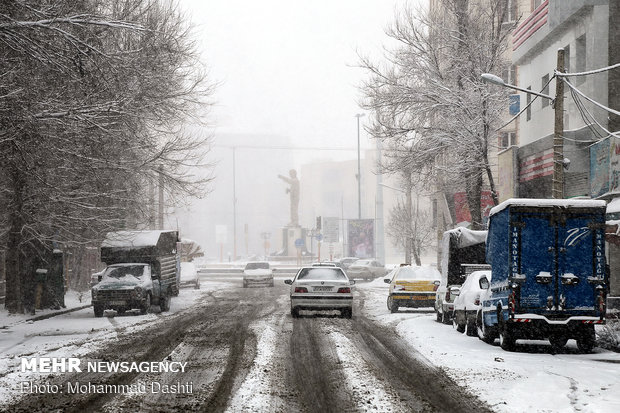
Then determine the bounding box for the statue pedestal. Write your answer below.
[282,226,303,257]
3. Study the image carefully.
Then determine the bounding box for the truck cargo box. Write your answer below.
[481,198,608,352]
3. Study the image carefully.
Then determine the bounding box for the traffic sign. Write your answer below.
[294,238,305,248]
[316,234,323,242]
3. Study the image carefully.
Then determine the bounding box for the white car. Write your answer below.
[284,266,355,318]
[346,259,386,280]
[452,270,491,336]
[179,261,200,289]
[243,261,274,287]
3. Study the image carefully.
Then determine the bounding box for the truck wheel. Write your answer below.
[499,323,516,351]
[94,305,104,318]
[549,333,568,350]
[140,294,151,315]
[576,325,596,353]
[160,293,170,312]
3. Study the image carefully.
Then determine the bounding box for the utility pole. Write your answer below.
[232,146,237,261]
[355,113,365,219]
[552,48,565,199]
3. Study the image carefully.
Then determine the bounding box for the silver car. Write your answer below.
[284,267,355,318]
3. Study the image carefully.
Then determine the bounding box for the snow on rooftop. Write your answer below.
[101,230,171,248]
[490,198,606,217]
[443,226,487,248]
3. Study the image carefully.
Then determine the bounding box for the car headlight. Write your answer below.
[131,286,142,298]
[91,288,98,299]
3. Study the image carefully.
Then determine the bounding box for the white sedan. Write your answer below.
[452,270,491,336]
[284,267,355,318]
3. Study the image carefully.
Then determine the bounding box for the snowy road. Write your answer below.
[2,275,490,412]
[1,273,619,412]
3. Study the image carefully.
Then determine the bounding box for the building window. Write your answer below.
[576,34,586,85]
[502,0,518,23]
[499,131,517,149]
[526,86,532,121]
[541,74,549,108]
[502,64,517,85]
[432,199,438,228]
[564,44,571,73]
[532,0,543,11]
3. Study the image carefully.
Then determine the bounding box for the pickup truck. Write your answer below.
[478,198,608,352]
[435,227,487,323]
[92,230,180,317]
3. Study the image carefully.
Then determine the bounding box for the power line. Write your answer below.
[215,144,359,151]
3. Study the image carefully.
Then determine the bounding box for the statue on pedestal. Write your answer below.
[278,169,300,227]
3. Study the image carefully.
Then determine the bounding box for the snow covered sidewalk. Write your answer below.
[358,278,620,413]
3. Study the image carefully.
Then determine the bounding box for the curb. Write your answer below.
[26,304,92,322]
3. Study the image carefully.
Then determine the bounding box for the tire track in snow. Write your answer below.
[327,329,408,412]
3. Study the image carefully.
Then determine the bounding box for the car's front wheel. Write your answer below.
[476,310,495,344]
[140,294,151,315]
[341,308,352,318]
[94,304,104,318]
[387,296,398,313]
[160,292,170,312]
[291,307,300,318]
[453,312,465,333]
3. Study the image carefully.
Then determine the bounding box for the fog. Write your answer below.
[170,0,424,261]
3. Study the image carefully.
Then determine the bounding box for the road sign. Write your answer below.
[322,217,339,243]
[294,238,305,248]
[316,234,323,242]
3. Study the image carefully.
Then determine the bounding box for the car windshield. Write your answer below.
[245,262,269,270]
[354,260,371,266]
[395,266,439,281]
[297,268,346,280]
[104,265,146,279]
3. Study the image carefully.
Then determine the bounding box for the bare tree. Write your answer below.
[360,0,517,230]
[0,0,215,313]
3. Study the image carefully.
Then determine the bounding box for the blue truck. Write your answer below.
[477,198,608,352]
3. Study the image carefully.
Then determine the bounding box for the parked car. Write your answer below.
[452,270,491,336]
[312,262,338,267]
[284,266,355,318]
[384,265,441,313]
[336,257,359,269]
[179,261,200,289]
[346,259,386,280]
[243,261,274,287]
[435,227,487,324]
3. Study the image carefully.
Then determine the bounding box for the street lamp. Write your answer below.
[481,48,565,199]
[355,113,365,218]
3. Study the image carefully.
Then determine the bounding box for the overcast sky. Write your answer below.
[179,0,425,164]
[173,1,427,256]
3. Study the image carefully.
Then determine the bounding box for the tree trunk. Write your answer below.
[466,171,483,230]
[5,163,24,313]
